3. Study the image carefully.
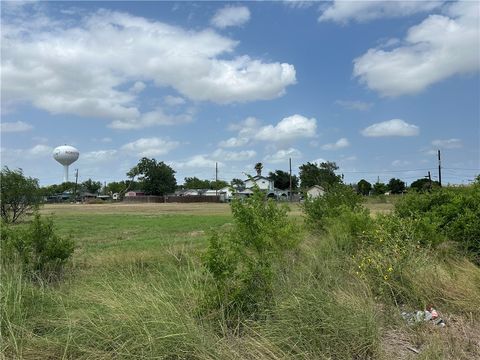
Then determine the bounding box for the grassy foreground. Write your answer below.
[1,202,479,359]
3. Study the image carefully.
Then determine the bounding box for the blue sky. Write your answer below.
[1,1,479,186]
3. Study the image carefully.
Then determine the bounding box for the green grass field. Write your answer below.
[2,201,479,359]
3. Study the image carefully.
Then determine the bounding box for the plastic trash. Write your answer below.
[400,305,446,326]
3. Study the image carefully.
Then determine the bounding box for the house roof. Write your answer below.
[245,175,272,182]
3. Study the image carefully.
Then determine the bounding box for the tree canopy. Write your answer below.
[299,161,341,189]
[387,178,406,194]
[183,177,211,189]
[254,162,263,176]
[127,158,176,196]
[357,179,372,196]
[268,170,298,190]
[230,178,245,190]
[372,182,388,195]
[410,178,439,192]
[81,178,102,194]
[1,167,42,223]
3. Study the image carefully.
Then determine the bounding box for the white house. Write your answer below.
[244,175,274,192]
[307,185,325,198]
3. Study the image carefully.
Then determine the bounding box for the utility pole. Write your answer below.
[73,169,79,201]
[438,149,442,187]
[215,162,218,197]
[289,158,292,202]
[428,171,432,189]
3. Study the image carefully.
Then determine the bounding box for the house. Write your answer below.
[125,190,145,197]
[307,185,325,198]
[175,189,200,196]
[204,189,219,197]
[244,175,274,192]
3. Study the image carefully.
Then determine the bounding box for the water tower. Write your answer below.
[53,145,79,183]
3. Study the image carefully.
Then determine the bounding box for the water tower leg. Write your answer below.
[64,165,69,183]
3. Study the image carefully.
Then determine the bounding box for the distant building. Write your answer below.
[244,175,274,192]
[307,185,325,198]
[175,189,201,196]
[125,190,145,197]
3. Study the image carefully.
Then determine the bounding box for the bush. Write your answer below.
[202,186,300,328]
[1,214,75,281]
[302,183,363,231]
[354,215,434,304]
[395,186,480,264]
[1,167,42,223]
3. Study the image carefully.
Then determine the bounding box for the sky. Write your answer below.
[1,0,479,187]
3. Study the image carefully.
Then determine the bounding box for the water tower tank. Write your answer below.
[53,145,79,183]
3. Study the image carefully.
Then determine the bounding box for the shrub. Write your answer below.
[324,206,375,254]
[202,186,300,328]
[353,215,437,305]
[395,186,480,264]
[1,214,75,281]
[302,183,363,231]
[1,167,42,223]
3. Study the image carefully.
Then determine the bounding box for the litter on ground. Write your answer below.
[401,304,446,327]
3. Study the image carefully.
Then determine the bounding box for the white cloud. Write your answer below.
[164,95,186,107]
[264,148,302,163]
[392,159,411,167]
[211,6,251,29]
[283,1,315,9]
[3,144,53,160]
[173,155,223,169]
[218,137,250,148]
[312,158,327,165]
[212,149,256,161]
[121,137,179,157]
[321,137,350,150]
[82,149,118,162]
[1,121,33,132]
[129,81,146,94]
[431,138,463,149]
[2,8,295,123]
[255,114,317,142]
[109,108,193,129]
[361,119,419,137]
[353,2,479,96]
[28,144,53,156]
[319,1,444,23]
[335,100,373,111]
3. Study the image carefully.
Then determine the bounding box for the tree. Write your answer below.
[299,161,341,189]
[410,178,439,192]
[357,179,372,196]
[254,162,263,176]
[184,177,210,189]
[268,170,299,190]
[210,180,229,190]
[105,181,127,194]
[388,178,406,194]
[230,178,245,190]
[372,182,388,195]
[1,167,42,223]
[81,178,102,194]
[40,182,76,197]
[127,158,176,196]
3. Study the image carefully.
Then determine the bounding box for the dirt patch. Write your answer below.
[381,314,480,359]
